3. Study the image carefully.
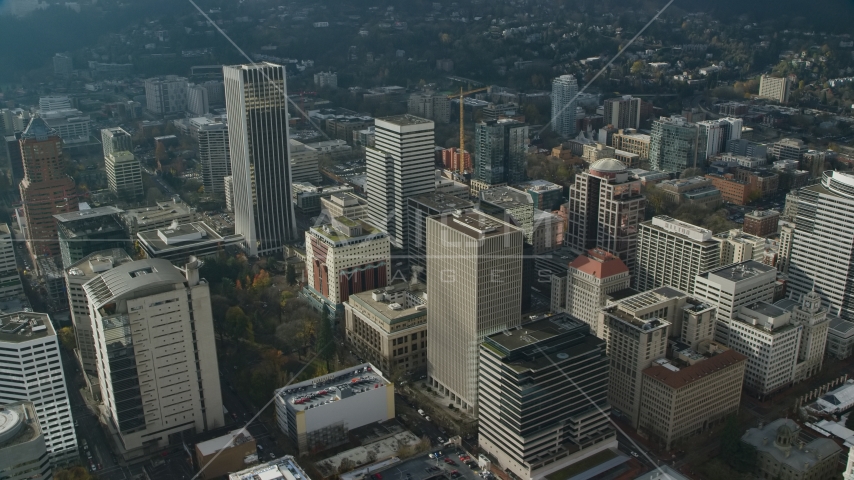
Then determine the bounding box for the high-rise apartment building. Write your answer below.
[0,312,77,466]
[479,316,615,480]
[406,193,474,282]
[84,258,224,460]
[288,139,321,184]
[648,116,705,173]
[566,159,645,274]
[313,71,338,89]
[190,117,231,196]
[0,224,24,300]
[426,211,523,413]
[758,75,792,104]
[697,118,743,158]
[54,206,129,269]
[0,401,52,480]
[366,115,435,249]
[407,94,451,124]
[636,216,720,294]
[303,216,391,312]
[551,75,578,138]
[224,63,298,256]
[473,119,529,186]
[100,127,133,158]
[713,229,765,265]
[603,95,641,130]
[144,75,189,115]
[18,118,78,259]
[787,171,854,320]
[187,84,210,116]
[552,248,630,334]
[106,151,144,200]
[692,261,777,345]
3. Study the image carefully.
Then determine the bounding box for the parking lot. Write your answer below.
[370,446,490,480]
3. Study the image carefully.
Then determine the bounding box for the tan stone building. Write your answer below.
[638,347,746,449]
[344,282,427,374]
[742,419,841,480]
[612,129,651,161]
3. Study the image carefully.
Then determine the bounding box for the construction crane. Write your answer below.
[447,87,488,174]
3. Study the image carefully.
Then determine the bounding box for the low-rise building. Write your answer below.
[512,179,564,211]
[743,209,781,237]
[826,318,854,359]
[195,430,257,480]
[292,182,355,214]
[769,138,807,162]
[714,229,765,265]
[657,176,722,208]
[742,419,841,480]
[321,192,368,221]
[228,456,310,480]
[612,129,651,160]
[122,198,196,235]
[737,169,779,198]
[0,401,51,480]
[274,364,394,453]
[137,221,243,266]
[344,282,427,374]
[705,173,752,205]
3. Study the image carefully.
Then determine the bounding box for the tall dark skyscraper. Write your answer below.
[223,63,297,256]
[473,119,529,186]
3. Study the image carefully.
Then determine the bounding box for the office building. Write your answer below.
[692,260,777,345]
[18,118,78,259]
[656,176,722,208]
[228,456,310,480]
[0,224,24,300]
[144,75,189,115]
[744,419,841,480]
[54,206,129,269]
[697,118,743,158]
[321,192,369,221]
[190,117,231,196]
[775,291,831,383]
[531,209,564,254]
[426,211,523,413]
[38,96,71,111]
[638,347,746,450]
[473,119,529,186]
[224,176,234,212]
[551,75,578,137]
[704,173,752,205]
[727,138,768,159]
[758,75,792,103]
[479,316,615,480]
[344,282,428,373]
[274,363,394,453]
[787,171,854,320]
[769,138,807,162]
[303,216,390,312]
[0,401,51,480]
[65,249,134,384]
[554,248,630,334]
[743,209,780,237]
[292,182,355,215]
[714,229,765,265]
[407,93,451,124]
[38,109,91,145]
[601,297,671,427]
[0,312,77,466]
[513,179,564,211]
[137,221,243,266]
[53,53,72,77]
[224,63,298,256]
[566,159,646,274]
[122,198,196,235]
[101,127,133,158]
[582,143,615,164]
[406,192,473,282]
[84,258,224,459]
[648,116,705,173]
[187,84,210,116]
[195,430,256,480]
[314,71,338,89]
[479,186,535,240]
[106,151,144,200]
[366,115,435,249]
[603,95,641,130]
[288,139,321,184]
[612,129,651,161]
[636,216,720,294]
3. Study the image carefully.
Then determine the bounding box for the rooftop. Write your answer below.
[742,419,841,471]
[309,217,385,245]
[642,349,746,389]
[137,222,240,254]
[480,186,533,208]
[348,282,427,325]
[275,363,390,412]
[590,158,627,173]
[514,179,563,192]
[20,117,58,140]
[67,249,134,279]
[746,209,781,219]
[377,114,433,127]
[0,402,41,450]
[228,456,309,480]
[0,312,54,343]
[705,261,776,283]
[83,258,187,309]
[619,286,687,313]
[54,205,124,224]
[484,315,588,352]
[196,429,254,457]
[569,248,629,279]
[408,192,474,212]
[429,210,519,239]
[649,216,714,243]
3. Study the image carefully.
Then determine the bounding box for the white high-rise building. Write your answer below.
[191,117,230,196]
[224,63,297,256]
[0,312,78,467]
[692,261,777,345]
[84,258,224,460]
[758,75,792,104]
[224,175,234,212]
[696,118,743,158]
[39,95,72,111]
[788,171,854,320]
[426,211,523,414]
[551,75,578,137]
[106,151,144,200]
[144,76,189,115]
[635,216,720,294]
[101,127,133,158]
[714,229,765,265]
[187,84,210,116]
[366,115,435,249]
[0,223,24,300]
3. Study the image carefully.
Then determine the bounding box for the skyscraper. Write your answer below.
[555,248,631,335]
[84,258,224,460]
[0,224,24,300]
[106,151,144,200]
[551,74,578,138]
[190,117,231,196]
[224,63,297,256]
[18,117,78,260]
[406,193,474,282]
[473,119,529,186]
[566,159,646,274]
[788,171,854,320]
[648,116,705,173]
[635,216,720,294]
[426,211,523,414]
[0,312,78,466]
[603,95,641,130]
[101,127,133,158]
[366,115,435,249]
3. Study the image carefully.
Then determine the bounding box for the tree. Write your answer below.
[224,306,254,342]
[57,327,76,352]
[720,416,757,472]
[286,264,297,286]
[631,60,645,74]
[316,311,336,371]
[846,413,854,431]
[54,466,96,480]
